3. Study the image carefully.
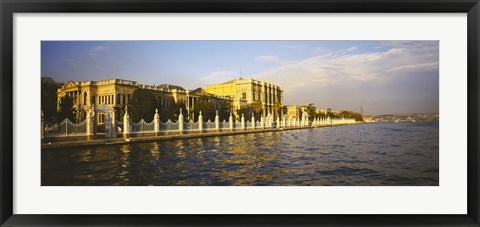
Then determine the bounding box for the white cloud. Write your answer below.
[192,70,238,88]
[255,55,292,65]
[88,45,110,57]
[255,42,439,95]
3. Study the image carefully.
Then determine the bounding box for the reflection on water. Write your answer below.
[42,121,439,186]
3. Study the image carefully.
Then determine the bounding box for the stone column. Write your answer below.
[123,107,130,138]
[198,111,203,131]
[241,114,245,130]
[178,108,184,133]
[229,113,234,130]
[251,115,255,130]
[154,108,160,133]
[215,110,219,131]
[276,116,280,128]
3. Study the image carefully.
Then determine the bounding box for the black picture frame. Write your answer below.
[1,0,479,226]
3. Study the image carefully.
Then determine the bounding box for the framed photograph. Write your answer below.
[1,0,479,226]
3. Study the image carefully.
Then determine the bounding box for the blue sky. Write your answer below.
[41,40,439,115]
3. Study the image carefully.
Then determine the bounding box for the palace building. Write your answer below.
[205,77,284,119]
[56,78,232,123]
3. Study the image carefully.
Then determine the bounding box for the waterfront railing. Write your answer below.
[41,108,358,139]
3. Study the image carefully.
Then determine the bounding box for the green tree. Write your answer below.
[41,77,62,123]
[326,108,336,119]
[338,110,353,118]
[236,107,252,120]
[159,101,181,122]
[161,101,186,122]
[57,95,75,122]
[337,110,363,121]
[129,89,157,122]
[273,101,282,119]
[252,100,263,119]
[318,111,327,119]
[192,96,216,122]
[306,103,317,121]
[217,101,231,122]
[351,112,364,122]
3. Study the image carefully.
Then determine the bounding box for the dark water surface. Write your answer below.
[42,121,439,186]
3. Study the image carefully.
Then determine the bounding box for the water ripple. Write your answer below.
[42,121,439,186]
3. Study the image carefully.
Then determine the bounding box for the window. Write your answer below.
[242,92,246,99]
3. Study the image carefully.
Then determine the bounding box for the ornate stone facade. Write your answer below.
[205,77,283,119]
[56,78,232,123]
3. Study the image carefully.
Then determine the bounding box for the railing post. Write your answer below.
[178,108,184,133]
[41,111,45,139]
[241,114,245,130]
[251,115,255,130]
[229,113,234,130]
[123,106,130,138]
[198,111,203,131]
[86,109,93,137]
[154,108,160,133]
[215,110,220,131]
[276,116,280,128]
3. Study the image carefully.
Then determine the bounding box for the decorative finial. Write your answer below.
[199,110,202,115]
[216,110,218,115]
[180,108,183,114]
[155,108,158,114]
